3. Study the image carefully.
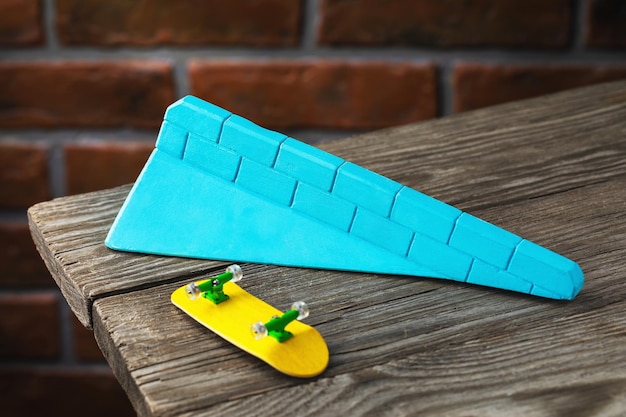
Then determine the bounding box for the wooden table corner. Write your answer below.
[29,80,626,416]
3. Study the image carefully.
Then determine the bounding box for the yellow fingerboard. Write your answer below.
[171,281,329,378]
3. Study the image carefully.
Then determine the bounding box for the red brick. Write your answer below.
[318,0,571,48]
[0,368,135,417]
[0,61,174,129]
[0,293,60,359]
[57,0,301,47]
[0,0,43,46]
[0,141,50,208]
[453,63,626,112]
[0,222,53,288]
[73,315,106,362]
[189,61,437,129]
[586,0,626,48]
[64,141,153,195]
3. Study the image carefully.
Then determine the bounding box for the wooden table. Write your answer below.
[29,81,626,416]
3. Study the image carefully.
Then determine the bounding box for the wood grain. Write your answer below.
[92,179,626,416]
[28,80,626,415]
[320,80,626,212]
[28,80,626,327]
[28,186,225,327]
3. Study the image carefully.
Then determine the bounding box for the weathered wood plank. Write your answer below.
[28,185,225,327]
[27,81,626,327]
[320,80,626,212]
[92,178,626,416]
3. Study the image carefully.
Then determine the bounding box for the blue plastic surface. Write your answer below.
[408,232,474,282]
[106,95,584,300]
[275,138,344,192]
[291,183,356,232]
[184,133,241,182]
[450,213,523,269]
[391,186,461,243]
[351,208,414,256]
[220,114,286,166]
[332,162,402,218]
[236,159,297,206]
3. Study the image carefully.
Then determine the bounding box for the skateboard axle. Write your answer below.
[185,264,243,304]
[252,301,309,343]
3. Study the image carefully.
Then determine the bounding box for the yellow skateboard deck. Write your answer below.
[171,279,329,378]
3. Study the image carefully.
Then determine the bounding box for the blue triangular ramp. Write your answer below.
[106,96,584,300]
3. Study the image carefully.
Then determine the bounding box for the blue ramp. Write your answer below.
[106,96,584,300]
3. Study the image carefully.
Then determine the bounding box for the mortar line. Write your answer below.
[2,46,625,63]
[43,0,59,50]
[49,141,66,198]
[301,0,320,51]
[571,0,588,52]
[57,291,78,365]
[438,62,455,117]
[173,57,190,98]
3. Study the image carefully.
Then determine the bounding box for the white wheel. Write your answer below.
[291,301,309,320]
[251,322,268,340]
[185,283,202,300]
[227,264,243,282]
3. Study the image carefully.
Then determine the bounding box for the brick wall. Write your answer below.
[0,1,624,415]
